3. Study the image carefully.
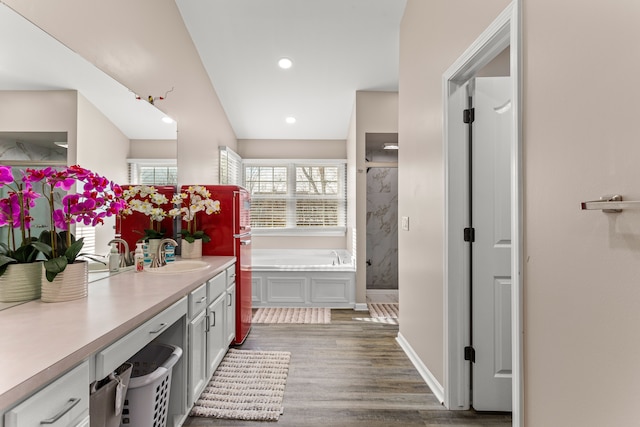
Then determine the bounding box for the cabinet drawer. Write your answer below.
[226,264,236,285]
[208,272,226,302]
[94,296,187,379]
[188,283,208,319]
[5,361,89,427]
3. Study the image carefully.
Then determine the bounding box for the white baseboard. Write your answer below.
[396,332,445,404]
[354,303,368,311]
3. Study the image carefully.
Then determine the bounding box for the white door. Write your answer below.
[471,77,512,412]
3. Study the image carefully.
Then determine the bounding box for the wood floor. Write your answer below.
[183,309,512,427]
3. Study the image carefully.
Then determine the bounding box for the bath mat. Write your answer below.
[368,302,399,319]
[252,307,331,324]
[190,349,291,421]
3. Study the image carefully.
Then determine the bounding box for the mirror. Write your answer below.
[0,4,178,306]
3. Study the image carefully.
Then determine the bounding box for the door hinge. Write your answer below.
[464,346,476,363]
[463,108,475,124]
[463,227,475,242]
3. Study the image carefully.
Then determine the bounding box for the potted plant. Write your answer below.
[121,185,174,257]
[170,185,221,258]
[0,166,46,302]
[24,165,125,302]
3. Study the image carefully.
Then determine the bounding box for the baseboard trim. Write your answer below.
[354,303,369,311]
[396,332,445,404]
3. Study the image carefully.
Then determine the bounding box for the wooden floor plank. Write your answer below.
[183,310,511,426]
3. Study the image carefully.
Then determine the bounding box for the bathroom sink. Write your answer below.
[145,260,210,274]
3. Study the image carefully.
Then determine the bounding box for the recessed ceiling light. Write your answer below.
[278,58,293,69]
[53,141,68,149]
[285,116,296,124]
[162,116,174,124]
[383,142,399,150]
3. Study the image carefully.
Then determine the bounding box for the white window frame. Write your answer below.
[243,159,347,236]
[127,158,177,185]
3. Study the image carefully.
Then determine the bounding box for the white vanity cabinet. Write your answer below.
[225,263,237,345]
[4,361,90,427]
[206,272,228,377]
[187,283,209,407]
[187,265,235,407]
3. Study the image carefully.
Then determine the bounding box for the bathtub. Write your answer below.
[251,249,356,308]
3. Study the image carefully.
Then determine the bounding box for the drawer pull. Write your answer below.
[150,323,168,334]
[40,397,80,424]
[197,296,207,304]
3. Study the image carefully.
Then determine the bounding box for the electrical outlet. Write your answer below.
[401,216,409,231]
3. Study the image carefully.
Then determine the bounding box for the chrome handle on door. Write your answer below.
[210,312,216,327]
[227,294,232,306]
[240,239,251,246]
[40,397,81,424]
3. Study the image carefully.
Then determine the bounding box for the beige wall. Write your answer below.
[5,0,237,186]
[398,0,510,388]
[129,139,177,159]
[355,91,398,305]
[523,1,640,425]
[0,91,78,163]
[238,139,346,159]
[239,138,347,250]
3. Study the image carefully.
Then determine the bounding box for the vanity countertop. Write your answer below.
[0,256,236,411]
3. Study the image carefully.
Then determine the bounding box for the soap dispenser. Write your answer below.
[134,242,145,272]
[108,243,119,272]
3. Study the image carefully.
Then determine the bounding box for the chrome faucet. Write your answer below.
[150,238,179,268]
[331,250,342,265]
[107,238,132,267]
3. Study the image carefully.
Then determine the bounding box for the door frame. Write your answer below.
[442,2,523,426]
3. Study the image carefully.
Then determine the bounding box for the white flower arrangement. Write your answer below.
[169,185,221,243]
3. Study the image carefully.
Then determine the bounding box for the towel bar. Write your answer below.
[580,195,640,212]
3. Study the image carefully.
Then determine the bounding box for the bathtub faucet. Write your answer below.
[331,250,342,265]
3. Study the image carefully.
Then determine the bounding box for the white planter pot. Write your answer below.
[41,261,88,303]
[0,262,42,303]
[181,239,203,259]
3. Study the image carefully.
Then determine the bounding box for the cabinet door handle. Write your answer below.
[150,322,168,334]
[40,397,80,424]
[210,312,216,328]
[227,294,232,306]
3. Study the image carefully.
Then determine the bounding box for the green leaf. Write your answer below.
[0,254,17,270]
[65,238,85,263]
[31,241,52,259]
[183,234,195,243]
[43,256,68,282]
[0,242,10,256]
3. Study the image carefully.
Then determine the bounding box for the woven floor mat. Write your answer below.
[252,307,331,324]
[367,302,399,319]
[190,349,291,421]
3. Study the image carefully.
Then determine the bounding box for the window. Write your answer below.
[219,146,242,185]
[127,160,177,185]
[244,160,346,234]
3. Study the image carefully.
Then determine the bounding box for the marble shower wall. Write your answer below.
[0,141,66,162]
[366,167,398,289]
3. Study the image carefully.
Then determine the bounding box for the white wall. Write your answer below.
[523,1,640,425]
[398,0,510,390]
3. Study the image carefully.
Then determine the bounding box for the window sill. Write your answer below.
[251,227,346,237]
